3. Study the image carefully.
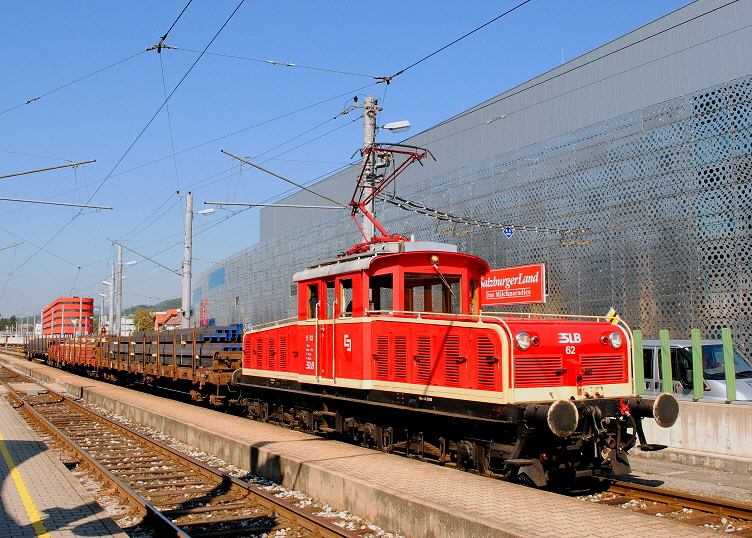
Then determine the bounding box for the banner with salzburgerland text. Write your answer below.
[480,263,546,306]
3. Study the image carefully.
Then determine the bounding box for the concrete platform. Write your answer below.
[1,355,718,538]
[640,399,752,475]
[0,382,128,537]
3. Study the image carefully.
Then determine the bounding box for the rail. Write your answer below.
[598,479,752,529]
[0,365,361,538]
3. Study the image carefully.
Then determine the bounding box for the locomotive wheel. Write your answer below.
[456,440,474,471]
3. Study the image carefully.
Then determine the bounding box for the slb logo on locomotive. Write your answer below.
[343,334,352,352]
[557,332,582,344]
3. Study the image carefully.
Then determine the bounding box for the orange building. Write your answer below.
[154,309,181,330]
[42,297,94,335]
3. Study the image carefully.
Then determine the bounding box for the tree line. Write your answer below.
[0,315,17,331]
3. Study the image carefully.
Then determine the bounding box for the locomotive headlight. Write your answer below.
[515,332,532,350]
[608,331,623,349]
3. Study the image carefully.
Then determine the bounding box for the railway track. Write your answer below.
[5,356,752,536]
[0,365,361,538]
[597,479,752,535]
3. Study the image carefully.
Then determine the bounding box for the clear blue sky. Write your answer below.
[0,0,690,319]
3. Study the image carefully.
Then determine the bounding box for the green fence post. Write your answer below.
[633,330,644,396]
[721,327,736,403]
[659,329,672,394]
[690,328,703,401]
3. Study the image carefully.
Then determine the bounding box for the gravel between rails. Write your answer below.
[18,379,405,538]
[578,455,752,534]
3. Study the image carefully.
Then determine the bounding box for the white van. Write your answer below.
[640,340,752,401]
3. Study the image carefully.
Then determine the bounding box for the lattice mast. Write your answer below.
[349,97,433,253]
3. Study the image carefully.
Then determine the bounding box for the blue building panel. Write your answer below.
[209,268,225,289]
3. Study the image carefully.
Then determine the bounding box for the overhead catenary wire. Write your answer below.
[158,52,182,192]
[383,0,533,83]
[221,151,347,208]
[2,1,245,283]
[121,196,183,242]
[108,238,182,276]
[170,47,376,79]
[79,0,246,211]
[430,0,742,130]
[158,0,193,45]
[119,106,363,246]
[0,225,79,268]
[119,206,255,272]
[381,193,586,234]
[0,150,72,162]
[0,243,20,301]
[254,117,360,165]
[98,82,378,186]
[249,116,344,161]
[0,51,148,117]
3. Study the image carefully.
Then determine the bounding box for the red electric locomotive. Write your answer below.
[235,112,679,488]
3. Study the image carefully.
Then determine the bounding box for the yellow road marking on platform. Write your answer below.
[0,431,51,537]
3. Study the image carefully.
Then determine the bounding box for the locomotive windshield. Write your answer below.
[404,273,461,314]
[369,274,393,311]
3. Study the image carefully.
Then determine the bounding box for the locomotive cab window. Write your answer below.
[404,273,461,314]
[307,283,319,319]
[325,281,335,319]
[369,274,393,312]
[470,278,479,314]
[339,279,353,317]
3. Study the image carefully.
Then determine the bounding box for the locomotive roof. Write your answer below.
[293,240,468,282]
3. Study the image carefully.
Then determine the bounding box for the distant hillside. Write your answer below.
[123,297,181,316]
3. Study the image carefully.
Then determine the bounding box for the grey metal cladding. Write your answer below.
[200,0,752,358]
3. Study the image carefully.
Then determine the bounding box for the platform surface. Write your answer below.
[2,354,719,538]
[0,383,128,537]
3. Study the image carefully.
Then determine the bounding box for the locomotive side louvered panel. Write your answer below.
[375,335,390,380]
[267,337,276,369]
[581,355,627,383]
[255,338,263,369]
[514,356,564,388]
[476,334,498,390]
[243,339,254,368]
[415,335,432,384]
[444,334,462,387]
[394,336,407,381]
[279,336,287,370]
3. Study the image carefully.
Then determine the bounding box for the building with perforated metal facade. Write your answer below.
[194,0,752,356]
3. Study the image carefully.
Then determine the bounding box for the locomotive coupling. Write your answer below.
[524,399,579,438]
[626,393,679,428]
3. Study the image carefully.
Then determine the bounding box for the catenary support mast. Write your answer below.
[181,192,193,328]
[354,96,379,241]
